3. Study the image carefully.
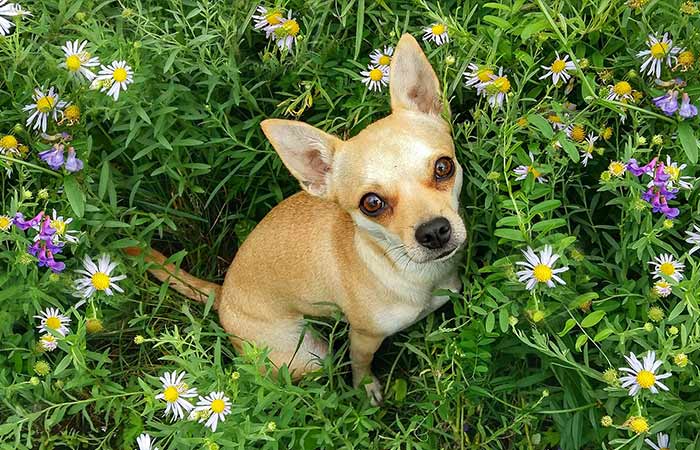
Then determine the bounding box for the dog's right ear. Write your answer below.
[261,119,342,198]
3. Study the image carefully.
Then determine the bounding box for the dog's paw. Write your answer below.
[364,376,384,406]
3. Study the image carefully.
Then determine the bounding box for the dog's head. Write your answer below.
[261,33,465,265]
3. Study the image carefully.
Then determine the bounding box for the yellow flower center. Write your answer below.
[45,316,62,330]
[601,127,613,140]
[570,125,585,142]
[51,219,66,236]
[629,416,649,434]
[369,68,384,81]
[609,161,625,176]
[113,67,128,83]
[493,76,511,93]
[528,166,542,179]
[91,272,111,291]
[532,263,552,282]
[210,398,226,413]
[551,59,567,73]
[650,41,669,59]
[0,216,10,230]
[281,19,300,36]
[678,50,695,66]
[659,262,676,276]
[266,11,283,25]
[66,55,82,72]
[547,114,562,124]
[163,386,179,403]
[613,81,632,96]
[42,335,56,344]
[0,135,18,149]
[636,369,656,388]
[665,165,680,180]
[64,105,81,122]
[477,68,494,82]
[36,96,55,113]
[378,55,391,66]
[431,24,446,36]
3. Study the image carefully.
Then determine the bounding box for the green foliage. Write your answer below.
[2,0,700,448]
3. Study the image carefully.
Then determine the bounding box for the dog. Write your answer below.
[131,33,465,405]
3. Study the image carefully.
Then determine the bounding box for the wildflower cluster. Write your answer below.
[653,78,698,119]
[360,46,392,92]
[626,156,693,219]
[252,5,301,51]
[464,64,511,109]
[11,210,77,272]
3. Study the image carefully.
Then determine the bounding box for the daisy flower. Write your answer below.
[0,214,11,231]
[566,124,586,143]
[638,33,681,79]
[515,245,569,290]
[271,11,300,51]
[608,161,626,177]
[663,155,693,190]
[649,253,684,282]
[422,23,448,46]
[619,351,671,395]
[73,254,126,299]
[40,334,58,351]
[59,40,100,81]
[93,61,133,101]
[0,134,20,155]
[607,81,634,102]
[546,113,568,130]
[478,67,510,109]
[252,5,284,34]
[674,49,695,71]
[514,152,547,183]
[360,64,389,92]
[685,224,700,255]
[463,63,494,95]
[0,0,31,36]
[370,46,393,67]
[580,133,598,167]
[653,280,672,297]
[645,433,670,450]
[136,433,158,450]
[23,87,66,133]
[155,371,198,421]
[35,307,71,336]
[193,391,232,432]
[539,52,576,85]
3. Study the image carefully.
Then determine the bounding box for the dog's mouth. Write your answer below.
[433,246,460,262]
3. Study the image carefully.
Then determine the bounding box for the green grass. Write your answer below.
[2,0,700,448]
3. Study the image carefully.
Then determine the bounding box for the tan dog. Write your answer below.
[134,33,465,405]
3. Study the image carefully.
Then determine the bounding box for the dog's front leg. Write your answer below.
[349,328,385,406]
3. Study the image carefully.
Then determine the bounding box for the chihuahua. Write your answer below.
[132,33,465,405]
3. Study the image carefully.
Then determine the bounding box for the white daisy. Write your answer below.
[252,5,284,35]
[193,391,232,432]
[515,245,569,290]
[422,23,448,46]
[649,253,684,282]
[478,67,510,109]
[93,61,134,101]
[0,134,20,155]
[619,351,671,396]
[73,254,126,299]
[40,334,58,351]
[59,40,100,81]
[546,113,568,131]
[638,33,681,79]
[663,155,693,190]
[271,11,300,51]
[35,307,71,337]
[463,63,494,95]
[360,64,389,92]
[136,433,158,450]
[155,371,198,421]
[653,280,672,297]
[685,224,700,255]
[23,87,66,133]
[607,81,634,102]
[645,433,670,450]
[539,52,576,85]
[0,0,31,36]
[513,152,547,183]
[370,46,393,67]
[580,133,598,167]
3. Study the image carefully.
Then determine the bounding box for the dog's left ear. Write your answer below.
[390,33,443,116]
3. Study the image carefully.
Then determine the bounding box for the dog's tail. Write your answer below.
[124,247,222,308]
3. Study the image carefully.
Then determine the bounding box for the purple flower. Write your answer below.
[38,217,56,241]
[679,93,698,119]
[13,211,44,230]
[653,162,671,187]
[627,157,657,177]
[36,246,65,273]
[64,147,83,172]
[27,241,41,256]
[653,90,679,116]
[38,144,65,170]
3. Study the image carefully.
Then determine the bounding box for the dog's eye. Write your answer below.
[359,193,385,216]
[434,157,455,180]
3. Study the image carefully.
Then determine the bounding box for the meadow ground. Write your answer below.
[1,0,700,449]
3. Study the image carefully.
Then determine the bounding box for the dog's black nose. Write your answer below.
[415,217,452,249]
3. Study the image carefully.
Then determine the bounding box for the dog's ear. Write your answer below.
[390,33,443,116]
[261,119,342,198]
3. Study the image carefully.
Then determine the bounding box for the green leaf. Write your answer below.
[561,138,580,163]
[678,122,698,164]
[485,312,495,332]
[580,310,606,328]
[532,218,566,233]
[558,318,576,336]
[575,334,588,351]
[526,114,553,139]
[483,15,511,30]
[494,228,526,241]
[593,328,614,342]
[63,175,85,218]
[392,378,407,402]
[530,199,561,216]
